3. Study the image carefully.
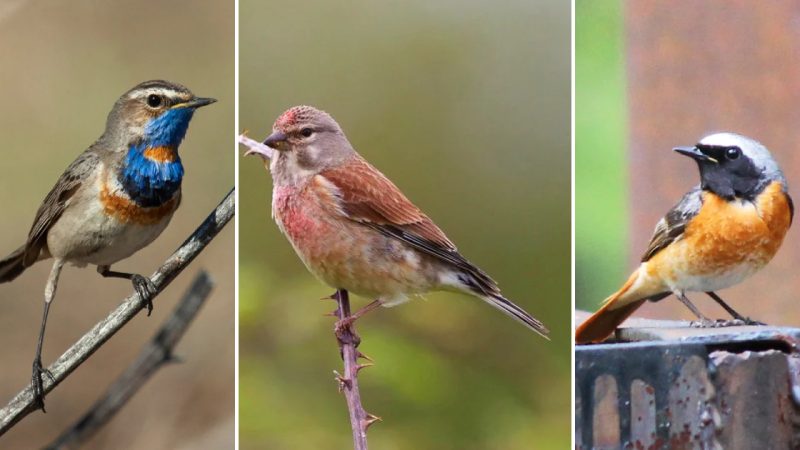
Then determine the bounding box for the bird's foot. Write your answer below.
[689,318,724,328]
[31,358,54,412]
[739,317,766,326]
[131,275,156,316]
[714,318,766,327]
[334,317,361,347]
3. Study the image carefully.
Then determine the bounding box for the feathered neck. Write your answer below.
[119,108,195,207]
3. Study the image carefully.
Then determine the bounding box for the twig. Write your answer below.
[44,271,215,450]
[238,132,274,159]
[332,289,379,450]
[0,188,234,434]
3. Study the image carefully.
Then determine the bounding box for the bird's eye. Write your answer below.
[146,94,163,108]
[300,128,313,137]
[726,147,741,160]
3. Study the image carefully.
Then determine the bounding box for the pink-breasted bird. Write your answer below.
[244,105,548,338]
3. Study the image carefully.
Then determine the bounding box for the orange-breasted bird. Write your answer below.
[576,132,792,344]
[245,105,548,338]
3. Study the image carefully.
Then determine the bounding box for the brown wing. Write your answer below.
[24,150,98,264]
[319,158,454,250]
[319,158,499,295]
[641,187,703,262]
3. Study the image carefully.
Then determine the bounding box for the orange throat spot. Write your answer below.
[143,146,178,163]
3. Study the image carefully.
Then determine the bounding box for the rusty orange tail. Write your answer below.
[575,268,648,344]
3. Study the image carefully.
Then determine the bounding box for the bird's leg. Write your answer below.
[334,298,382,344]
[705,291,765,326]
[31,259,63,412]
[674,292,715,327]
[97,265,156,315]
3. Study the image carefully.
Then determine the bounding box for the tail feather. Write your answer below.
[575,268,649,344]
[0,246,29,283]
[481,293,549,339]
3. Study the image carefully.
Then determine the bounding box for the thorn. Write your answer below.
[356,351,373,362]
[356,362,374,373]
[363,413,382,430]
[320,293,337,301]
[323,310,338,317]
[333,370,352,391]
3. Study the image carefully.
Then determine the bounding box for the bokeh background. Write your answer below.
[576,1,800,325]
[240,0,571,448]
[0,1,233,448]
[575,0,627,311]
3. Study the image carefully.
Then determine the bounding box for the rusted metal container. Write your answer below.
[575,316,800,449]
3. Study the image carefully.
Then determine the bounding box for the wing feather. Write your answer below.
[318,158,499,294]
[24,151,98,264]
[641,187,703,262]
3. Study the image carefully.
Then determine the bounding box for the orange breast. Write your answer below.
[100,178,179,225]
[647,181,791,280]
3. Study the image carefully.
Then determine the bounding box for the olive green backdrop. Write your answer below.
[0,1,234,448]
[239,0,571,448]
[575,0,627,311]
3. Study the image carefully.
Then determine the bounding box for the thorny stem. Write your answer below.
[333,289,379,450]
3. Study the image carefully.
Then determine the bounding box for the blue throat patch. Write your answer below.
[120,108,195,207]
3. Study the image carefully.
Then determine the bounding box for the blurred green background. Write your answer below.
[575,0,627,311]
[240,0,570,448]
[0,1,233,449]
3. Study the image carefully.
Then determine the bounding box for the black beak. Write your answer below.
[674,146,718,164]
[263,131,288,149]
[172,97,217,109]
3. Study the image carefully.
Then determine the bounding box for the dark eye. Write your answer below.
[146,94,163,108]
[300,127,313,137]
[726,147,741,160]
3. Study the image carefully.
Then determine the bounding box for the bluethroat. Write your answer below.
[0,80,215,410]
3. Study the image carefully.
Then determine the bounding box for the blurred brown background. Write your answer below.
[240,0,571,448]
[577,1,800,323]
[0,1,234,448]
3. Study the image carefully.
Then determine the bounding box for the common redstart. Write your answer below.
[576,132,792,344]
[245,105,548,338]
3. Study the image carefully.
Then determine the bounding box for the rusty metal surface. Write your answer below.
[624,1,800,325]
[575,321,800,449]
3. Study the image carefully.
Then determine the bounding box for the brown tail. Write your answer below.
[575,268,649,344]
[0,246,29,283]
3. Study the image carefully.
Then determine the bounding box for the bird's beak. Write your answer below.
[262,131,288,150]
[171,97,217,110]
[674,146,718,164]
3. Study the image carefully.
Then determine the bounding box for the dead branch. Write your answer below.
[0,188,234,434]
[44,271,215,449]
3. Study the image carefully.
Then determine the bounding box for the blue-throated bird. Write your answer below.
[0,80,215,411]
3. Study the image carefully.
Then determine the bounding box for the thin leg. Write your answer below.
[674,292,713,325]
[335,298,382,337]
[97,265,156,315]
[32,259,63,412]
[706,291,765,325]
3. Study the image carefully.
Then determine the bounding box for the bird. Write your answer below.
[244,105,548,339]
[576,132,793,344]
[0,80,215,410]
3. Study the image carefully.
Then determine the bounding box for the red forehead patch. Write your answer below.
[275,109,297,128]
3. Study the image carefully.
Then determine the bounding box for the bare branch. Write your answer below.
[333,289,379,450]
[0,188,234,434]
[44,271,215,450]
